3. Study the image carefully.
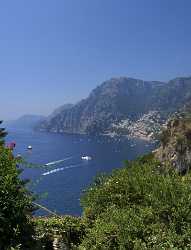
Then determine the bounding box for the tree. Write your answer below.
[0,121,7,146]
[0,135,35,249]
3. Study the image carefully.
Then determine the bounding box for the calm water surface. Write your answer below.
[6,127,156,216]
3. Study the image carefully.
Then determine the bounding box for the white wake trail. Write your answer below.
[42,163,83,176]
[44,156,74,166]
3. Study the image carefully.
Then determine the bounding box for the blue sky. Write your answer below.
[0,0,191,120]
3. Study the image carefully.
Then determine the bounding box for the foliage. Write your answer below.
[0,121,7,146]
[0,146,35,250]
[33,216,86,249]
[80,154,191,249]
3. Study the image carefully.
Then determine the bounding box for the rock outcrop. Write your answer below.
[155,111,191,173]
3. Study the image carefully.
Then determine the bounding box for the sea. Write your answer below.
[6,127,157,216]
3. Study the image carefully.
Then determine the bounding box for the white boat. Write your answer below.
[16,154,22,159]
[81,156,92,160]
[27,145,32,150]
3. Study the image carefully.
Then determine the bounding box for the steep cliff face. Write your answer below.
[155,112,191,173]
[156,77,191,112]
[38,76,191,137]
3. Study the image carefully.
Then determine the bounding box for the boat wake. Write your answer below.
[44,156,75,166]
[42,163,84,176]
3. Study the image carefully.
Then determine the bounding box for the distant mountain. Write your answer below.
[5,114,45,130]
[47,104,74,120]
[37,76,191,139]
[36,104,73,131]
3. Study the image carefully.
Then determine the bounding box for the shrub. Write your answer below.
[0,121,7,146]
[33,216,86,249]
[0,146,35,250]
[80,155,191,249]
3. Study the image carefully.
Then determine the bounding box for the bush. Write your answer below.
[0,146,35,250]
[80,155,191,249]
[0,121,7,146]
[33,216,86,249]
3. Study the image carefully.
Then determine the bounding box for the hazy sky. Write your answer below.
[0,0,191,120]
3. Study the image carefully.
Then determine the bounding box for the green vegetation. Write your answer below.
[0,120,7,146]
[33,216,85,249]
[80,154,191,249]
[0,145,35,250]
[3,117,191,249]
[27,154,191,249]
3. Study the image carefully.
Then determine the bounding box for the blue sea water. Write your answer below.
[6,127,157,216]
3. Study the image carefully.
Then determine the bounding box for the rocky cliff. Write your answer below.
[37,76,191,139]
[155,110,191,173]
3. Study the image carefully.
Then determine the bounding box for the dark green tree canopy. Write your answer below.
[0,121,7,146]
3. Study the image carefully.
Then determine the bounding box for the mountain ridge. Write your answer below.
[37,76,191,139]
[5,114,45,130]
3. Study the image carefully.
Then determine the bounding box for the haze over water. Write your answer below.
[6,127,156,216]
